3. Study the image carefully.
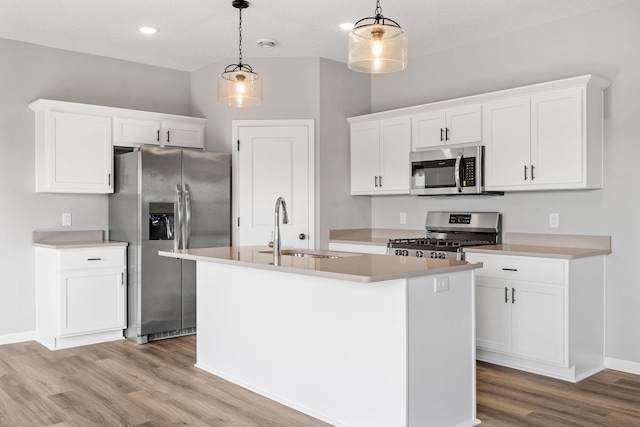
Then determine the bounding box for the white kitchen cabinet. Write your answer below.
[350,117,411,195]
[30,99,207,193]
[484,80,608,191]
[328,242,388,255]
[114,117,161,147]
[466,252,605,382]
[162,120,205,149]
[411,104,481,150]
[476,277,564,364]
[34,110,113,193]
[35,245,127,350]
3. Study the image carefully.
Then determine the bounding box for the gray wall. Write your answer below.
[0,38,191,337]
[368,1,640,365]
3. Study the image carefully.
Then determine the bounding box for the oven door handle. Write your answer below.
[454,152,464,193]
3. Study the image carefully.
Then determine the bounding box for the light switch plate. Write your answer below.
[62,212,72,226]
[549,213,559,229]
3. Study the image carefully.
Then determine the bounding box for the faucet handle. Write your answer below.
[268,241,274,248]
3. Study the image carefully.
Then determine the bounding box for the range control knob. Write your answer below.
[438,253,447,259]
[416,250,424,258]
[430,252,438,259]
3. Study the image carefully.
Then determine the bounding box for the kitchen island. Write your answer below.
[159,246,482,427]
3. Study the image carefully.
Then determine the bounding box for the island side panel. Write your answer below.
[407,270,479,427]
[196,261,409,427]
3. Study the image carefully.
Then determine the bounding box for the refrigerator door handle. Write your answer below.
[184,184,192,249]
[175,184,183,251]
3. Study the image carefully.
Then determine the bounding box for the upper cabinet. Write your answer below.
[412,104,482,150]
[483,76,610,191]
[350,117,411,195]
[113,117,161,147]
[348,74,610,196]
[113,117,205,149]
[30,99,207,193]
[34,110,113,194]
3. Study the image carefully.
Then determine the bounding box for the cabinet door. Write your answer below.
[476,277,512,353]
[162,121,204,149]
[42,111,113,193]
[446,104,482,145]
[59,267,125,336]
[411,110,445,150]
[379,117,411,193]
[483,97,531,189]
[113,117,161,147]
[531,88,583,186]
[350,122,381,194]
[511,282,565,364]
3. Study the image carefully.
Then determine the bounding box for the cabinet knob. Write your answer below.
[298,233,306,240]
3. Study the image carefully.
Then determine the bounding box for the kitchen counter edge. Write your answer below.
[464,244,611,259]
[159,246,482,283]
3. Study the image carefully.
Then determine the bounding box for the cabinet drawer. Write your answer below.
[467,253,565,285]
[59,247,124,270]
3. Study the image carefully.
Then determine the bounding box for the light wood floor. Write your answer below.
[1,336,639,426]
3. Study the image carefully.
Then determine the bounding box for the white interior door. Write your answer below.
[233,120,314,249]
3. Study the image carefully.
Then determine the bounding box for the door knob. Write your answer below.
[298,233,306,240]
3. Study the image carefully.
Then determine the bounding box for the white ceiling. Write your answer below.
[0,0,628,72]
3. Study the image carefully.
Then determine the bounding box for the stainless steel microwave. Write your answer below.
[410,144,502,196]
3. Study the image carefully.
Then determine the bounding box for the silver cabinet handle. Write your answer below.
[440,128,444,141]
[502,268,518,271]
[87,258,102,261]
[454,152,463,193]
[184,184,192,249]
[531,165,535,181]
[379,175,383,187]
[504,287,509,303]
[175,185,183,251]
[524,165,528,181]
[512,287,516,304]
[374,176,379,187]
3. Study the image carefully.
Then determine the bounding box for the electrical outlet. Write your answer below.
[434,276,450,293]
[62,212,72,226]
[400,212,407,225]
[549,213,559,229]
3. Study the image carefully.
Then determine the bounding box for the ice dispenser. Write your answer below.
[149,202,175,240]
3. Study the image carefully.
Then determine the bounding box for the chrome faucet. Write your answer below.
[273,197,289,262]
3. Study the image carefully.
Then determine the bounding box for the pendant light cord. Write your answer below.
[375,0,382,19]
[238,7,243,66]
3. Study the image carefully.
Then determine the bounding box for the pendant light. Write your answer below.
[348,0,408,73]
[217,0,262,108]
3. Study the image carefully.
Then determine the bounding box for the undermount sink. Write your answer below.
[259,249,357,259]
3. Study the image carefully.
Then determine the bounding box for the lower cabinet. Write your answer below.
[35,245,127,350]
[476,278,564,364]
[466,252,605,382]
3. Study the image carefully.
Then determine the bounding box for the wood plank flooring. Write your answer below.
[1,336,639,426]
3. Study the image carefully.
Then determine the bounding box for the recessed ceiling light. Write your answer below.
[257,38,277,49]
[138,27,158,35]
[339,22,354,31]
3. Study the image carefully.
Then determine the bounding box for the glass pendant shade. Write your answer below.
[217,69,262,108]
[348,22,408,73]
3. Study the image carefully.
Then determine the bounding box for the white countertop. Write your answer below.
[159,246,481,283]
[32,229,127,249]
[463,244,610,259]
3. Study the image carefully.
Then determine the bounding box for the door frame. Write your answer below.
[231,119,316,249]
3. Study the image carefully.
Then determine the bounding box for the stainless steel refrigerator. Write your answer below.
[109,146,231,343]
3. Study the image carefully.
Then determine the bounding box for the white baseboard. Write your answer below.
[605,357,640,375]
[0,331,36,346]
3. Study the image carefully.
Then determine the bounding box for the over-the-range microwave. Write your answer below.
[410,144,503,196]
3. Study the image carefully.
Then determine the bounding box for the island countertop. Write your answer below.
[159,246,481,283]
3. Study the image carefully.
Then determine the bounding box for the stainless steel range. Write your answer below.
[387,211,502,260]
